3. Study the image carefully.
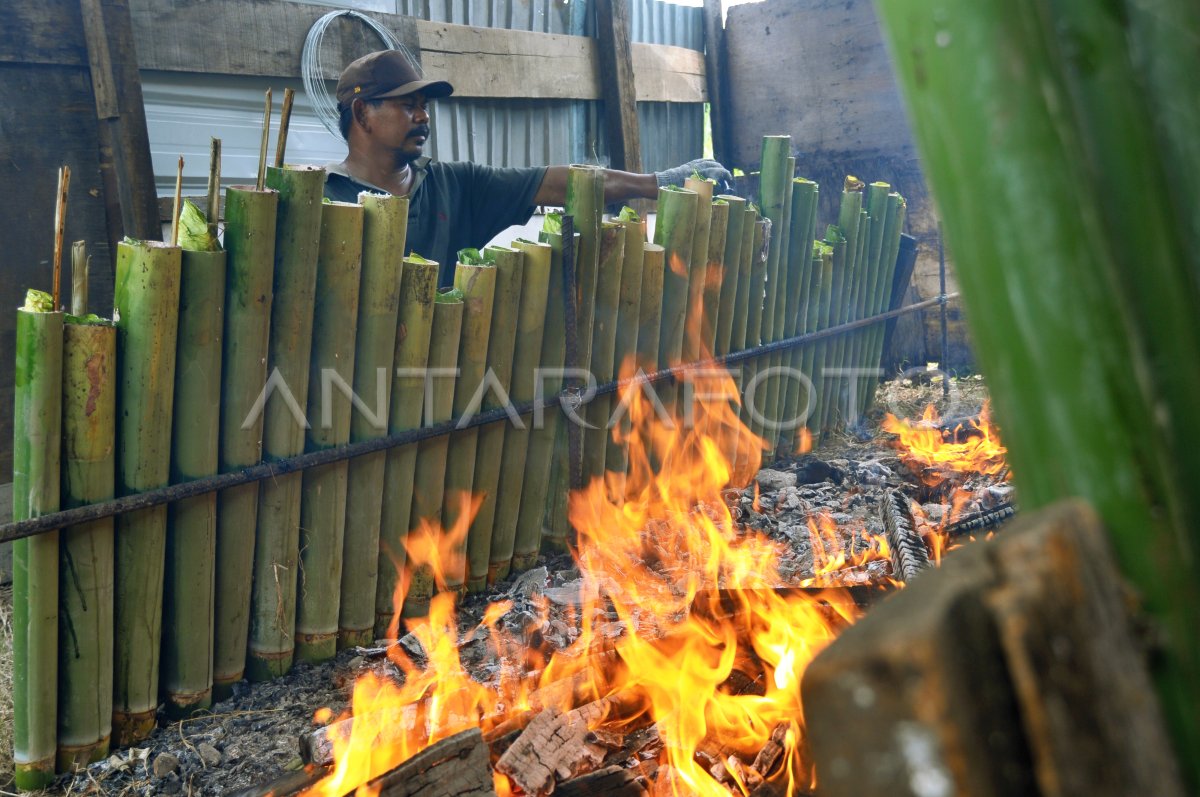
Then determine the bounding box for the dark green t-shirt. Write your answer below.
[324,158,547,287]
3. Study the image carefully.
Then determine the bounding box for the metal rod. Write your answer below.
[939,222,949,398]
[0,292,958,545]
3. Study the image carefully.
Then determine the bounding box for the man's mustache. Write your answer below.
[408,126,431,139]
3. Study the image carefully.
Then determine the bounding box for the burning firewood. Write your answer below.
[495,690,647,796]
[554,765,649,796]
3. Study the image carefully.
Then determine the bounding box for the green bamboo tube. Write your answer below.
[681,177,715,363]
[249,164,325,682]
[294,200,363,663]
[729,206,759,354]
[877,0,1200,775]
[811,225,849,436]
[582,222,626,486]
[162,245,225,718]
[513,231,573,572]
[738,218,770,437]
[847,184,893,420]
[489,240,552,584]
[13,292,62,790]
[440,261,496,594]
[466,246,524,593]
[713,195,747,357]
[801,243,835,437]
[213,185,277,700]
[112,239,181,745]
[842,184,890,414]
[339,194,406,648]
[565,165,605,377]
[375,256,438,636]
[767,167,805,433]
[760,155,796,442]
[403,287,462,618]
[831,205,870,429]
[754,139,792,439]
[779,179,820,444]
[655,186,699,371]
[817,186,863,434]
[635,243,666,371]
[859,194,906,417]
[605,215,647,484]
[700,199,730,358]
[57,317,115,772]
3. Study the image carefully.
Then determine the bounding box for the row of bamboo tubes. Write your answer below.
[9,134,906,788]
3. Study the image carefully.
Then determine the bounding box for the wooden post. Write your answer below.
[593,0,642,173]
[701,0,729,166]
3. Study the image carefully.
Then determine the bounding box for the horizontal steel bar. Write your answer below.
[0,292,958,544]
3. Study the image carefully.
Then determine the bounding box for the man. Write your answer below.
[325,49,733,286]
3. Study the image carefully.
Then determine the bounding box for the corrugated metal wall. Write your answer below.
[145,0,705,194]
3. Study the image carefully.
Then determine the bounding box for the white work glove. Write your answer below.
[655,158,734,191]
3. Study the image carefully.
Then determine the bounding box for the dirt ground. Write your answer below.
[0,374,995,795]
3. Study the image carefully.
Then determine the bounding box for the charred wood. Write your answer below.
[554,765,649,796]
[882,490,931,581]
[368,728,496,797]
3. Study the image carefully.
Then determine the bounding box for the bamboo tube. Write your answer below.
[339,194,407,647]
[256,89,271,191]
[701,199,730,358]
[729,206,759,354]
[831,204,869,429]
[565,165,605,376]
[295,200,364,663]
[403,286,462,618]
[112,239,181,745]
[816,186,863,434]
[375,256,438,636]
[877,0,1200,775]
[57,314,115,772]
[161,230,226,718]
[489,240,552,583]
[681,177,715,363]
[767,164,802,432]
[760,155,796,442]
[52,167,70,309]
[213,184,278,699]
[753,138,791,438]
[801,243,834,437]
[844,183,892,421]
[70,241,87,314]
[809,225,847,436]
[738,217,770,436]
[605,214,647,485]
[859,194,906,415]
[779,179,820,443]
[466,246,524,593]
[655,185,699,372]
[206,138,221,243]
[713,195,746,357]
[635,243,666,371]
[512,230,574,572]
[13,291,63,790]
[170,156,184,247]
[582,222,626,486]
[249,164,325,682]
[441,259,497,595]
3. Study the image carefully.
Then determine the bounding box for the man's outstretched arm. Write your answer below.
[532,158,733,206]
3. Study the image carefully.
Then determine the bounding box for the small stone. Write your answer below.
[347,656,364,670]
[197,742,221,767]
[152,753,180,778]
[755,468,797,492]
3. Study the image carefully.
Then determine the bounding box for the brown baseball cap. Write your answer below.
[336,50,454,110]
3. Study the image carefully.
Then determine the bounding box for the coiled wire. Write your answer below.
[301,10,422,140]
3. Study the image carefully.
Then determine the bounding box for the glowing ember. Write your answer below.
[881,401,1008,488]
[303,365,895,797]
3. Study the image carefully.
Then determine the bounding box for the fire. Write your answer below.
[304,360,888,796]
[881,401,1008,487]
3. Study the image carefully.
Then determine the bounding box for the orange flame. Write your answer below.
[305,346,890,796]
[881,401,1008,487]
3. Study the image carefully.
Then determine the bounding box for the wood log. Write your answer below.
[555,766,648,796]
[802,500,1185,797]
[368,728,497,797]
[494,691,646,796]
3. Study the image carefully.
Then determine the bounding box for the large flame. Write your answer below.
[304,338,895,796]
[881,401,1008,487]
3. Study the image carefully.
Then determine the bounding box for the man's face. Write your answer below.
[363,91,432,161]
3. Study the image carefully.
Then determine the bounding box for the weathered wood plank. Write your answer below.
[594,0,642,172]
